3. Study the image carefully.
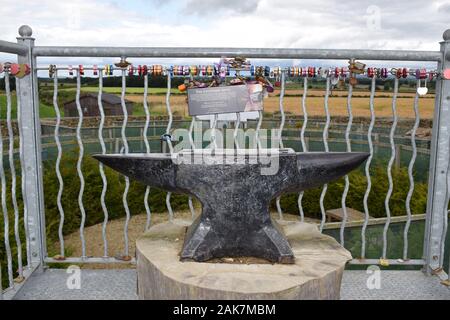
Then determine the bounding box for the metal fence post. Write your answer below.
[16,25,47,268]
[423,29,450,275]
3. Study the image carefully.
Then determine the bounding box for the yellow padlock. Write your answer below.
[379,258,389,267]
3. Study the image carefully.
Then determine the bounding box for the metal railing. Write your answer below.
[1,24,450,299]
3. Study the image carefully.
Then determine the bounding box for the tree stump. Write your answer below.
[136,219,351,300]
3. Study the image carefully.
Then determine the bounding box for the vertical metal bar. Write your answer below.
[403,79,420,260]
[188,116,196,220]
[255,110,263,150]
[98,70,109,257]
[340,82,353,246]
[278,71,286,148]
[440,144,449,269]
[75,68,87,258]
[16,80,31,267]
[188,116,195,149]
[423,33,450,274]
[211,114,218,150]
[17,26,46,268]
[1,74,14,287]
[319,76,331,232]
[298,76,309,223]
[120,69,131,257]
[382,77,399,259]
[143,74,152,230]
[6,74,23,279]
[165,71,174,221]
[52,70,65,258]
[234,113,241,149]
[361,75,376,258]
[276,71,286,220]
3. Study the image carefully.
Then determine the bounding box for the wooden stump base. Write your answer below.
[136,219,351,300]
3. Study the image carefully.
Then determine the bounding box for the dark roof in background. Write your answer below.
[64,93,132,106]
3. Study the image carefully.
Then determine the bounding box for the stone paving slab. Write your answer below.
[12,269,450,300]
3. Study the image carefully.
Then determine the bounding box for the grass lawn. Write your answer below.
[0,94,60,119]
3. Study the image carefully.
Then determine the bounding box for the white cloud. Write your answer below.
[0,0,447,68]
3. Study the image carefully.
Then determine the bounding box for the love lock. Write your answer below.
[93,65,98,76]
[442,69,450,80]
[348,59,365,86]
[48,64,56,78]
[9,63,30,78]
[152,65,163,76]
[128,65,135,76]
[115,58,131,69]
[79,65,84,76]
[415,68,428,96]
[9,63,21,76]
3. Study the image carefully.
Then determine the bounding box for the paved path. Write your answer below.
[13,269,450,300]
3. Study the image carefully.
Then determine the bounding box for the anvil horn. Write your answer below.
[291,152,369,191]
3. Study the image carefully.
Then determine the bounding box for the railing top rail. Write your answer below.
[32,46,442,61]
[0,40,28,55]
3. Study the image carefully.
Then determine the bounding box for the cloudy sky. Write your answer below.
[1,0,449,67]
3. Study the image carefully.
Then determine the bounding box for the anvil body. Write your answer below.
[94,150,368,263]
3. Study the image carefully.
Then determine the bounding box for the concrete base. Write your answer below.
[136,219,352,300]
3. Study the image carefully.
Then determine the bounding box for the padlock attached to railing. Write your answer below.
[7,63,31,78]
[128,64,135,76]
[93,65,98,76]
[49,64,57,78]
[366,67,375,78]
[79,65,84,76]
[152,65,163,76]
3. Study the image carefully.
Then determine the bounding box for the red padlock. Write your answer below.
[443,69,450,80]
[138,65,143,76]
[79,65,84,76]
[308,67,316,77]
[333,67,339,78]
[340,67,347,77]
[428,70,435,81]
[9,63,20,76]
[395,68,402,79]
[380,68,388,78]
[367,67,375,78]
[401,68,408,78]
[128,65,134,76]
[142,65,148,76]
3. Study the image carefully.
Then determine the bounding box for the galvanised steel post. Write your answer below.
[423,29,450,275]
[16,25,47,269]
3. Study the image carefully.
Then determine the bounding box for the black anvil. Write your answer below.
[94,149,368,264]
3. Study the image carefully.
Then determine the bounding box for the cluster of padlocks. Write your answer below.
[45,62,437,81]
[0,62,31,78]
